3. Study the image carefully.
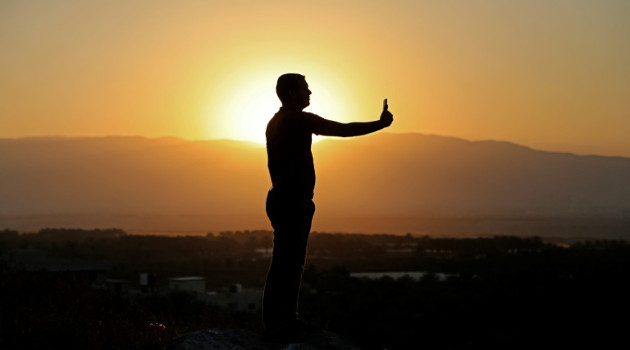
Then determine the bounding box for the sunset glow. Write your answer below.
[1,1,629,156]
[209,65,348,143]
[3,3,630,348]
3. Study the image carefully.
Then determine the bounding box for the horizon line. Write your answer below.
[1,133,627,159]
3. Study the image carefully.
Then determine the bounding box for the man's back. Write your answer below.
[266,107,317,197]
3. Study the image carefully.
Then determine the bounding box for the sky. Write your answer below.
[1,0,629,156]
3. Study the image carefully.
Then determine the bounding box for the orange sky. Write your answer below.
[1,0,629,156]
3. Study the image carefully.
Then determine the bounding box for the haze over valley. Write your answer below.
[2,134,629,238]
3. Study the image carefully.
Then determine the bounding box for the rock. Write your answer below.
[164,328,361,350]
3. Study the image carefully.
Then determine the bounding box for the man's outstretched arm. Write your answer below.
[311,99,394,137]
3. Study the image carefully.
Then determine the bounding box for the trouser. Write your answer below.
[263,189,315,329]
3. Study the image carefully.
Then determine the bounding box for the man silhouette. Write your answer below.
[263,73,393,342]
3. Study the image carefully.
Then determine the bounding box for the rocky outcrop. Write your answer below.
[165,328,361,350]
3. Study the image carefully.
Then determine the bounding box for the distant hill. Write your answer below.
[1,134,629,236]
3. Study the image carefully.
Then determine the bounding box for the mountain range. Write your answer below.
[2,134,629,236]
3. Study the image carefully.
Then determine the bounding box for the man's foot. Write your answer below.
[262,317,320,344]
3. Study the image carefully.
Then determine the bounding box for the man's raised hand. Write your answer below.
[380,98,393,127]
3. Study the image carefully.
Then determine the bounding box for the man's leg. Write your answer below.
[263,190,315,333]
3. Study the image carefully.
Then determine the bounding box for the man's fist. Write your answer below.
[380,98,393,127]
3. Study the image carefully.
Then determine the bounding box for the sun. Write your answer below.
[235,82,281,144]
[208,67,349,144]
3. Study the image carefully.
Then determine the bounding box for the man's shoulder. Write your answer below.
[306,113,328,126]
[267,109,328,138]
[271,110,322,125]
[302,111,320,118]
[280,109,320,119]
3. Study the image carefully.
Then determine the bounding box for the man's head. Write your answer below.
[276,73,311,110]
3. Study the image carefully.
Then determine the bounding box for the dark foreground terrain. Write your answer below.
[1,228,629,349]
